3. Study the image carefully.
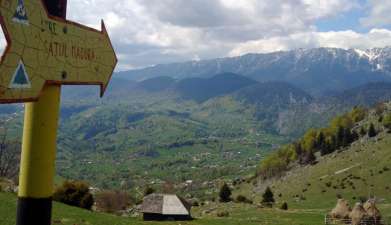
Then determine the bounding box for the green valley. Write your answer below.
[2,75,391,197]
[1,74,391,225]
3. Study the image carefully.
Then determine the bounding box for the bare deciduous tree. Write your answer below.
[0,124,21,180]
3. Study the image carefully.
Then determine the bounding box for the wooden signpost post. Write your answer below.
[0,0,117,224]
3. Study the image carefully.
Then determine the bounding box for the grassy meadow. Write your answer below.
[0,192,326,225]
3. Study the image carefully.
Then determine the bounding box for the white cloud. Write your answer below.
[229,29,391,56]
[0,0,376,72]
[0,0,376,70]
[361,0,391,28]
[301,0,359,20]
[61,0,386,70]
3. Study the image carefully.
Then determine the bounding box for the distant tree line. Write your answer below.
[218,183,283,208]
[257,107,369,180]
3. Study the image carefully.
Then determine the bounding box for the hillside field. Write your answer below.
[0,192,326,225]
[236,129,391,224]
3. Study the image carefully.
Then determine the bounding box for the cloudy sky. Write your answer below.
[64,0,391,70]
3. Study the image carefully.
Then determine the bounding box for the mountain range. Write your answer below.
[116,47,391,95]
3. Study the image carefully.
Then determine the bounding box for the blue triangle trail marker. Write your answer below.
[12,0,29,25]
[9,60,31,89]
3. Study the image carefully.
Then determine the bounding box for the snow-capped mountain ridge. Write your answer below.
[354,49,378,61]
[117,47,391,95]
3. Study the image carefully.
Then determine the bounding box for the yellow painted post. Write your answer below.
[16,85,61,225]
[16,1,66,224]
[0,0,116,223]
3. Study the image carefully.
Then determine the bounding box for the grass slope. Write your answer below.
[2,135,390,225]
[0,192,324,225]
[237,131,391,223]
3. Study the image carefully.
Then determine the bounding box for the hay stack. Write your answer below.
[364,200,382,224]
[330,199,351,219]
[349,203,367,225]
[364,199,373,211]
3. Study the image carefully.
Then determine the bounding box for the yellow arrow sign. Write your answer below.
[0,0,117,103]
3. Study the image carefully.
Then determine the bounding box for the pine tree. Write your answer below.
[320,145,327,156]
[219,183,232,202]
[317,132,325,151]
[351,130,359,142]
[368,123,377,138]
[342,128,353,147]
[330,135,337,153]
[336,126,345,148]
[261,186,275,207]
[280,202,288,210]
[304,150,316,165]
[320,140,331,156]
[360,127,366,137]
[294,142,303,156]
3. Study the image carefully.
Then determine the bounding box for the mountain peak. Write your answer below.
[234,81,312,106]
[176,73,256,102]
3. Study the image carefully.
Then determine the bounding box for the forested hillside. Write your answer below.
[240,102,391,214]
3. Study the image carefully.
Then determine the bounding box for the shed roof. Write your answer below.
[140,194,191,215]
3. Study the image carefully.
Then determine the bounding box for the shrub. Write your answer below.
[280,202,288,210]
[216,211,229,217]
[219,183,232,202]
[95,191,132,213]
[192,200,199,207]
[53,180,94,210]
[134,197,143,205]
[143,186,155,196]
[235,195,253,204]
[359,196,368,203]
[80,194,94,209]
